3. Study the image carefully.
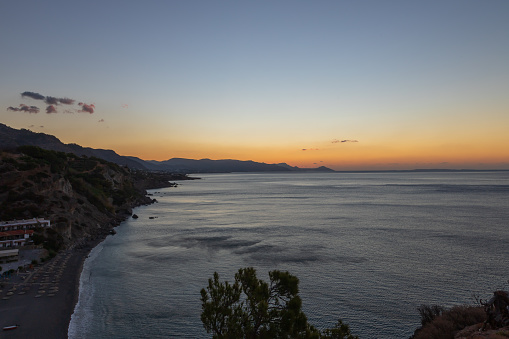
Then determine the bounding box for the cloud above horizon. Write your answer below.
[332,139,359,143]
[46,105,57,113]
[78,102,95,113]
[58,97,75,105]
[44,96,59,105]
[21,91,45,100]
[7,104,40,113]
[9,91,92,114]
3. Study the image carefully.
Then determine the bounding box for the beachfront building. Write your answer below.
[0,248,19,263]
[0,218,50,248]
[0,229,34,248]
[0,218,50,232]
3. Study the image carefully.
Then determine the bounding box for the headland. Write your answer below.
[0,146,194,338]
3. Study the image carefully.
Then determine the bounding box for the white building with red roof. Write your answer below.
[0,218,50,248]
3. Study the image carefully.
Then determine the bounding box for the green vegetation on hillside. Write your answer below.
[16,145,139,213]
[0,146,155,251]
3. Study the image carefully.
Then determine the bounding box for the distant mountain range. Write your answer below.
[0,123,334,173]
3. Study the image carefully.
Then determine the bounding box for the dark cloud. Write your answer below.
[21,91,75,106]
[44,96,59,105]
[98,119,104,122]
[7,104,40,113]
[46,105,57,114]
[301,148,319,151]
[78,103,95,113]
[45,95,75,105]
[58,98,75,105]
[21,91,45,100]
[341,140,358,143]
[26,105,40,113]
[10,91,93,114]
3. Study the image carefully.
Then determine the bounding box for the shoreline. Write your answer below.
[68,236,106,337]
[0,174,193,338]
[0,231,108,339]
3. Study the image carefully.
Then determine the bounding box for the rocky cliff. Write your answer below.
[0,146,179,251]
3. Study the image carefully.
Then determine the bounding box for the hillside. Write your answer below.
[0,146,179,251]
[0,123,148,169]
[0,123,334,173]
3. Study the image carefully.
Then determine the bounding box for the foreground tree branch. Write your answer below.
[200,267,358,339]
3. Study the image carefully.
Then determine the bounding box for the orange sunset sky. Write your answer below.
[1,1,508,171]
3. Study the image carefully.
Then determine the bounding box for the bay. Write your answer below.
[69,171,509,338]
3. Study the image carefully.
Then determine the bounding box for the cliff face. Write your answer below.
[0,146,158,250]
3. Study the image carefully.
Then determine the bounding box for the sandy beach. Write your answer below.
[0,239,100,339]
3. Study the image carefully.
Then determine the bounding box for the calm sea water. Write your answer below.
[69,172,509,338]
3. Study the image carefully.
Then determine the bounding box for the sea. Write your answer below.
[68,171,509,338]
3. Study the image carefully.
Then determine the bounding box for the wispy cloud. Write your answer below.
[44,96,75,106]
[301,148,320,151]
[7,104,40,113]
[58,98,75,105]
[332,139,359,143]
[98,119,105,123]
[12,91,90,114]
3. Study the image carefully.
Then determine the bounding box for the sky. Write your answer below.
[1,0,508,170]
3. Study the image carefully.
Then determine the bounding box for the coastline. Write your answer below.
[0,230,109,339]
[0,170,195,338]
[0,145,198,337]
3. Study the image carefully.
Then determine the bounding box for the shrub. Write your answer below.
[418,304,445,326]
[413,305,486,339]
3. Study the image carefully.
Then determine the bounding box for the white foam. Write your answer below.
[68,241,105,339]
